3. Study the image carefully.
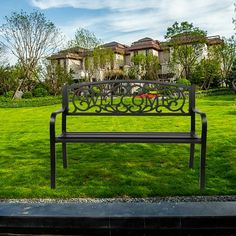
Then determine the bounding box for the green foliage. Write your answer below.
[104,70,125,80]
[129,53,160,80]
[144,53,161,80]
[0,10,62,83]
[209,36,236,84]
[191,59,221,89]
[165,21,207,80]
[4,91,14,98]
[22,91,33,99]
[170,43,204,80]
[195,88,233,97]
[227,59,236,88]
[91,86,101,95]
[93,47,114,70]
[129,53,146,79]
[33,87,48,97]
[0,95,235,197]
[176,78,191,86]
[44,63,73,95]
[83,47,115,81]
[127,66,137,80]
[165,21,207,39]
[67,28,109,81]
[0,65,21,95]
[68,28,102,50]
[0,95,61,108]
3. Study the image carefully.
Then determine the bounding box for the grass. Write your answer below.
[0,94,235,198]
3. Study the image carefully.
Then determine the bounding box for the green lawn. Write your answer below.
[0,94,235,198]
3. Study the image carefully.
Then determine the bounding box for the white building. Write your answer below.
[47,35,223,82]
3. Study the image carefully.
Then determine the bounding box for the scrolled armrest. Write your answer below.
[50,109,65,140]
[192,108,207,139]
[50,109,65,123]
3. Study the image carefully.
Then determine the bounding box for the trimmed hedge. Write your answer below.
[0,96,61,108]
[196,88,234,97]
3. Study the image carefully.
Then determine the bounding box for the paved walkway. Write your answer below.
[0,200,236,217]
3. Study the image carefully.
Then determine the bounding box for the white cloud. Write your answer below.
[31,0,161,11]
[31,0,235,43]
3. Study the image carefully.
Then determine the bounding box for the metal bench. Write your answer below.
[50,80,207,190]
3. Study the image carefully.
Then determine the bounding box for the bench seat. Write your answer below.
[56,132,201,144]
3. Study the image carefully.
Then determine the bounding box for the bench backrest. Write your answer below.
[63,80,195,116]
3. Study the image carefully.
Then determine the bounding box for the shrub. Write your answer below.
[4,91,15,98]
[91,86,101,95]
[0,96,62,108]
[22,91,33,99]
[176,78,191,86]
[33,87,48,97]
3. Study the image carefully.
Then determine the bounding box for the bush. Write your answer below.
[4,91,15,98]
[196,88,233,97]
[176,78,191,86]
[91,86,101,95]
[22,91,33,99]
[33,87,48,97]
[0,95,62,108]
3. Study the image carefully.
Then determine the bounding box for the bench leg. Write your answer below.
[200,141,206,191]
[50,139,56,189]
[189,143,195,168]
[62,142,67,168]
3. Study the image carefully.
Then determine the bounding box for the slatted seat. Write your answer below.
[56,132,201,143]
[50,80,207,190]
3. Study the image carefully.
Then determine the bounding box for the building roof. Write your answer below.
[167,33,223,46]
[47,47,89,60]
[47,35,224,61]
[102,41,129,55]
[207,35,224,45]
[128,37,161,51]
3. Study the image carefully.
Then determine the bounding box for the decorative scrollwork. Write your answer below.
[69,80,190,114]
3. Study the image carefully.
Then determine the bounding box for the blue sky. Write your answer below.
[0,0,235,46]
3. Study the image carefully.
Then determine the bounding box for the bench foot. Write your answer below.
[200,141,206,191]
[50,140,56,189]
[189,143,195,168]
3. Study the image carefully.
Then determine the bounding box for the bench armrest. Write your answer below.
[192,108,207,140]
[50,109,65,140]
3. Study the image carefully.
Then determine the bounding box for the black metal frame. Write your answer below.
[50,80,207,190]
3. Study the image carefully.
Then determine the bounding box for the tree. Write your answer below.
[144,54,160,80]
[227,58,236,89]
[43,62,73,95]
[165,21,207,80]
[0,64,24,96]
[233,3,236,31]
[68,28,102,50]
[129,53,146,79]
[0,10,62,87]
[209,37,236,87]
[93,47,114,70]
[69,28,114,81]
[128,53,160,80]
[0,45,6,65]
[191,58,221,90]
[165,21,206,39]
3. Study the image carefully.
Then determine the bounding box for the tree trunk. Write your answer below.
[12,79,24,100]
